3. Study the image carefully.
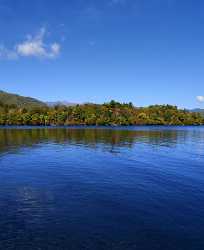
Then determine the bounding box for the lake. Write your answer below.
[0,126,204,250]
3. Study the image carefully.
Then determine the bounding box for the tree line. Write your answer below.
[0,100,203,126]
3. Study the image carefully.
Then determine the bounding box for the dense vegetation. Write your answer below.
[0,90,46,109]
[0,100,203,126]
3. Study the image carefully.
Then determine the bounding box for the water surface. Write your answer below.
[0,126,204,250]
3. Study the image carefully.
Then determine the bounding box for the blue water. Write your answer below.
[0,126,204,250]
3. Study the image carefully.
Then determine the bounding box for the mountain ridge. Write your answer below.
[0,90,46,109]
[1,90,204,112]
[191,108,204,112]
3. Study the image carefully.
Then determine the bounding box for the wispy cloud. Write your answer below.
[0,45,18,60]
[0,27,61,60]
[196,96,204,103]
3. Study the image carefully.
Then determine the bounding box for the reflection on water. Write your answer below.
[1,126,204,155]
[0,126,204,250]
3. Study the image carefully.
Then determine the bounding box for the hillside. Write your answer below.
[0,91,204,126]
[0,90,46,109]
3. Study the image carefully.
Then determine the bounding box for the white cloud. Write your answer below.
[0,27,61,60]
[50,43,60,55]
[16,27,60,58]
[196,96,204,103]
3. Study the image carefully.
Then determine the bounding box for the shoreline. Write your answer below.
[1,124,204,129]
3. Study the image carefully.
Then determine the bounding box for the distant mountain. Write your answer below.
[0,90,46,109]
[191,108,204,116]
[191,108,204,113]
[46,101,77,107]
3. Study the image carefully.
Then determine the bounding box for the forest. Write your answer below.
[0,100,203,126]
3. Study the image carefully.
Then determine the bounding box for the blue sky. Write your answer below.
[0,0,204,108]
